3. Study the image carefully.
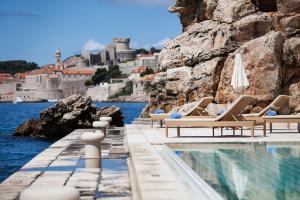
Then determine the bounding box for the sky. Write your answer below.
[0,0,181,66]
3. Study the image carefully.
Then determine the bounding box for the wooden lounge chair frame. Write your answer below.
[165,95,266,138]
[263,115,300,133]
[243,95,290,122]
[150,97,214,127]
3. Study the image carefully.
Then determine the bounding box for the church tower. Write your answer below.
[55,49,63,70]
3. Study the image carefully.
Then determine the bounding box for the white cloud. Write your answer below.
[104,0,174,6]
[152,38,172,48]
[143,37,172,49]
[131,42,140,49]
[82,39,105,53]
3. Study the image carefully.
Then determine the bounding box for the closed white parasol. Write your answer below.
[230,53,249,93]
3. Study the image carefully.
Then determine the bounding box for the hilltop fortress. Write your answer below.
[83,38,135,66]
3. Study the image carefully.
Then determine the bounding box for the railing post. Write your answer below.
[81,131,105,168]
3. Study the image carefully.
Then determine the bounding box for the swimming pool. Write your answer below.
[171,142,300,200]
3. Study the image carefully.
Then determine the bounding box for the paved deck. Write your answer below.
[127,125,190,200]
[126,122,300,200]
[0,128,131,200]
[2,122,300,200]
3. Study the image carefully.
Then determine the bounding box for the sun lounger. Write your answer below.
[263,115,300,133]
[165,95,266,138]
[243,95,290,122]
[150,97,214,127]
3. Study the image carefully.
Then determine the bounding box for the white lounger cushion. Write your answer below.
[263,115,300,119]
[243,113,261,117]
[165,118,217,122]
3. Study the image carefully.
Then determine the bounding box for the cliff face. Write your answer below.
[146,0,300,115]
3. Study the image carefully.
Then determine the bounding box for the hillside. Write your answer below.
[0,60,39,75]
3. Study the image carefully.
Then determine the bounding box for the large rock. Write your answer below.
[234,13,273,42]
[14,95,124,138]
[213,0,256,23]
[215,31,284,103]
[277,0,300,13]
[279,14,300,37]
[143,0,300,117]
[159,20,236,71]
[193,57,225,97]
[283,37,300,67]
[169,0,218,31]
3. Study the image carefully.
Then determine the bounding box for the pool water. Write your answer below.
[174,143,300,200]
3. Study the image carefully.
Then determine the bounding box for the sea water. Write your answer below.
[0,102,146,182]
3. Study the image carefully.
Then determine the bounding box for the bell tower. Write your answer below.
[55,49,63,70]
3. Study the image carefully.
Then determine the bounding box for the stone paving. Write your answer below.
[126,122,300,200]
[126,125,190,200]
[0,128,131,200]
[2,121,300,200]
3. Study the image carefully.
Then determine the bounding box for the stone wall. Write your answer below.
[147,0,300,115]
[86,82,126,101]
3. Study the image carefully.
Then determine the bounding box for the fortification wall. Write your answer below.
[86,82,126,101]
[59,80,87,98]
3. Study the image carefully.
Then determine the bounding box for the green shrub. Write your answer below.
[109,81,133,99]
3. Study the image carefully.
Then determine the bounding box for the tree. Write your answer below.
[0,60,39,74]
[91,68,108,85]
[134,48,149,55]
[140,67,154,77]
[84,79,93,86]
[108,65,122,79]
[108,81,133,99]
[149,47,161,54]
[143,81,152,94]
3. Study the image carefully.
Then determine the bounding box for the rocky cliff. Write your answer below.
[146,0,300,115]
[14,95,124,138]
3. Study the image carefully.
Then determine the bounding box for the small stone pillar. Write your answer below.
[80,131,105,168]
[100,117,112,123]
[93,121,109,137]
[20,186,80,200]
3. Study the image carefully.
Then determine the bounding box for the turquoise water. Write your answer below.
[95,102,146,124]
[0,102,146,182]
[175,143,300,200]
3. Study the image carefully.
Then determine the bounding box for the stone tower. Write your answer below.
[113,38,130,51]
[55,49,63,70]
[112,38,134,62]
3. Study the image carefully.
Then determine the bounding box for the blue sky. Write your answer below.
[0,0,180,66]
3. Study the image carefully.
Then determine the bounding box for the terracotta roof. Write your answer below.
[15,73,26,79]
[62,69,94,75]
[132,67,146,74]
[27,68,54,75]
[0,73,13,82]
[0,73,12,77]
[139,73,158,81]
[2,92,13,95]
[41,64,55,68]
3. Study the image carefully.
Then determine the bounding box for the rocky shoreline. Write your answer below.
[14,95,124,138]
[145,0,300,116]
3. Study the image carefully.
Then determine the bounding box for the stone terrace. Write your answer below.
[0,128,131,200]
[126,122,300,200]
[1,122,300,200]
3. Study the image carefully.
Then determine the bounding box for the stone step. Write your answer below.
[131,121,157,125]
[133,118,152,122]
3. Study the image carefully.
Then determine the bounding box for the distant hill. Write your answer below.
[0,60,39,75]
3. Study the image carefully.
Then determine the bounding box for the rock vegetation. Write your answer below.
[14,95,124,138]
[146,0,300,115]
